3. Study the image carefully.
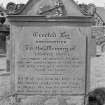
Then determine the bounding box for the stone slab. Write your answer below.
[11,25,86,95]
[20,95,84,105]
[0,74,10,97]
[90,56,105,90]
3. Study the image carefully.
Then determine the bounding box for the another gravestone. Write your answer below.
[90,26,105,90]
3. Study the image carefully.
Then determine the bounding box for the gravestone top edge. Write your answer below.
[7,15,94,25]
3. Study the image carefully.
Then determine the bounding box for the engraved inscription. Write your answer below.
[13,26,86,95]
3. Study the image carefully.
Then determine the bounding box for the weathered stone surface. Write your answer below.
[0,95,84,105]
[91,26,105,55]
[7,1,94,105]
[0,57,7,70]
[20,0,83,16]
[0,96,16,105]
[20,95,84,105]
[11,25,86,95]
[0,74,10,97]
[90,56,105,90]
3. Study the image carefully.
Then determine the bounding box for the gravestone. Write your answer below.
[91,56,105,90]
[0,73,10,97]
[0,24,10,99]
[91,26,105,56]
[7,0,95,105]
[90,26,105,90]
